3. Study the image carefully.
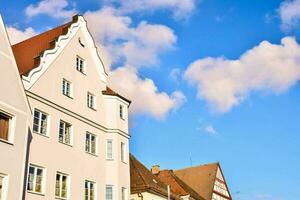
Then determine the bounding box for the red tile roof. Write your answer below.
[156,170,205,200]
[102,87,131,104]
[130,154,180,199]
[12,16,78,75]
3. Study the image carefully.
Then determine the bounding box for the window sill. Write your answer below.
[27,190,45,196]
[106,158,114,161]
[59,141,73,147]
[121,160,127,164]
[0,138,13,145]
[63,94,73,99]
[88,107,97,111]
[55,196,68,200]
[33,131,50,138]
[85,151,98,157]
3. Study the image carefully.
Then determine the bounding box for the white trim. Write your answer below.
[0,173,8,200]
[21,16,107,90]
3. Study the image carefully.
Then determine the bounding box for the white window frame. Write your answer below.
[55,172,69,199]
[59,120,72,146]
[62,79,72,98]
[27,164,45,194]
[121,187,127,200]
[85,180,96,200]
[106,139,113,160]
[85,132,97,155]
[105,185,113,200]
[33,109,49,136]
[0,110,15,144]
[0,173,8,200]
[87,92,96,110]
[76,56,86,74]
[121,142,127,163]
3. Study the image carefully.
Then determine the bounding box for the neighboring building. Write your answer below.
[152,167,204,200]
[0,15,31,200]
[11,15,131,200]
[130,154,180,200]
[174,163,232,200]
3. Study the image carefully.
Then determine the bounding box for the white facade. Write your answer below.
[1,15,131,200]
[0,15,30,200]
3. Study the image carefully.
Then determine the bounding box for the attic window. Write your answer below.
[76,56,86,74]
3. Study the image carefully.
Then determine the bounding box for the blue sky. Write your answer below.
[1,0,300,199]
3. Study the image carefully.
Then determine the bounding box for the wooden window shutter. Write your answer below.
[0,113,10,141]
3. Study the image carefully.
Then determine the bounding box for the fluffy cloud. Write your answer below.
[25,0,76,21]
[107,0,196,20]
[185,37,300,113]
[278,0,300,31]
[109,67,186,119]
[84,8,184,119]
[84,7,177,69]
[6,26,37,44]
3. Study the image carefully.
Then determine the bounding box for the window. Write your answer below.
[121,187,127,200]
[76,56,85,74]
[55,172,69,199]
[0,112,10,141]
[105,185,113,200]
[27,164,45,194]
[59,121,72,145]
[62,79,72,97]
[0,174,7,200]
[86,132,97,155]
[85,180,95,200]
[119,105,124,119]
[106,140,113,160]
[87,93,96,109]
[121,142,126,163]
[33,109,48,136]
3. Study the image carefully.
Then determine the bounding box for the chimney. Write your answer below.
[151,165,160,175]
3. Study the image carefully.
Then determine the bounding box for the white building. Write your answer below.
[9,15,131,200]
[0,15,31,200]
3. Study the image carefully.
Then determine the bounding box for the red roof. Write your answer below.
[102,87,131,104]
[12,16,78,75]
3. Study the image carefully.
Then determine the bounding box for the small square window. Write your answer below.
[87,92,96,110]
[0,112,10,141]
[62,79,72,97]
[85,180,96,200]
[59,120,72,145]
[76,56,85,74]
[86,132,97,155]
[33,109,48,136]
[55,172,69,199]
[27,164,45,194]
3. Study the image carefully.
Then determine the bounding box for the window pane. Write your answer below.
[107,141,113,159]
[55,174,61,197]
[35,168,43,193]
[86,133,90,152]
[61,175,67,198]
[106,186,113,200]
[27,166,35,191]
[0,113,9,141]
[59,122,64,143]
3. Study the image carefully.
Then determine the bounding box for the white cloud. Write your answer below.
[169,68,181,82]
[108,0,196,20]
[204,124,217,135]
[84,7,185,119]
[108,67,186,119]
[84,7,177,69]
[25,0,76,21]
[185,37,300,113]
[278,0,300,31]
[6,26,37,44]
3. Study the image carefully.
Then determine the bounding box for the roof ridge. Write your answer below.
[175,162,219,172]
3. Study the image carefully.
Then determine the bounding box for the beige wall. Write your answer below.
[24,17,130,199]
[0,15,30,200]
